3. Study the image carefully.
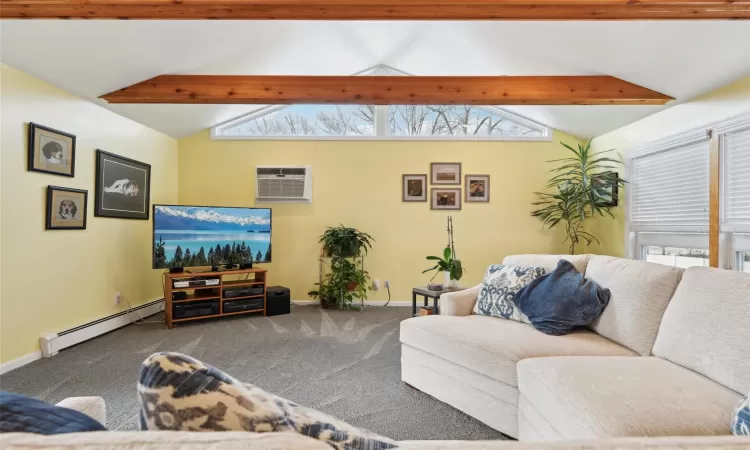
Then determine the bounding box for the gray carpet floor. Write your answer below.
[0,305,507,441]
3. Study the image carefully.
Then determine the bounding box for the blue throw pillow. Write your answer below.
[0,391,106,434]
[515,260,610,336]
[733,394,750,435]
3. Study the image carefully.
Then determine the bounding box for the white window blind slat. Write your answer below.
[723,128,750,229]
[631,140,709,229]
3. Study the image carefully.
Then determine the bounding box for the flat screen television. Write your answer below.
[153,205,271,269]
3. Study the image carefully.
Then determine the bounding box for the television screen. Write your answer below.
[153,205,271,269]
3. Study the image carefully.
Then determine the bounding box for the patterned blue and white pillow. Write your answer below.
[484,264,505,278]
[732,394,750,436]
[138,352,397,450]
[473,264,546,322]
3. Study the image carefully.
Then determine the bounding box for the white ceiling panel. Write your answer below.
[2,20,749,139]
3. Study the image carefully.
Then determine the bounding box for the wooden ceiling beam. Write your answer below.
[2,0,749,20]
[99,75,673,106]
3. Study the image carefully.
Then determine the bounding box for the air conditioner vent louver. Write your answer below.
[281,168,306,176]
[257,168,283,176]
[256,165,312,203]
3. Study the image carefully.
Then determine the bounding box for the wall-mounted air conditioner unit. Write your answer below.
[256,165,312,203]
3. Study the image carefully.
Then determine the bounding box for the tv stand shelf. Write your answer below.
[163,268,267,329]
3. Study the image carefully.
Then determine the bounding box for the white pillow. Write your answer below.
[473,264,546,322]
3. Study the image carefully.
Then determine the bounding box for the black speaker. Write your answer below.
[172,291,187,301]
[266,286,290,316]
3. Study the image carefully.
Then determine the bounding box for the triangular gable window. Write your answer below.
[212,65,550,141]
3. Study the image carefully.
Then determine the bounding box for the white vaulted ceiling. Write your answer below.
[1,20,749,139]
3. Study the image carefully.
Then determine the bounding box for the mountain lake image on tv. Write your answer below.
[153,205,271,269]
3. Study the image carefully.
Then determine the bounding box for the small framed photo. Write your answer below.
[595,171,619,207]
[28,123,76,177]
[46,186,87,230]
[431,188,462,210]
[403,174,427,202]
[465,174,490,202]
[95,150,151,220]
[431,162,461,185]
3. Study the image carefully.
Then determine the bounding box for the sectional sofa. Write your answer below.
[400,254,750,441]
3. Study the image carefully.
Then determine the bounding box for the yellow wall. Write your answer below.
[588,76,750,258]
[0,65,179,364]
[178,130,585,303]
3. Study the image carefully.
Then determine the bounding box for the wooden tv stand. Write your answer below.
[163,268,267,329]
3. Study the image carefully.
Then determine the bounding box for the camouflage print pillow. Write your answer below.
[138,352,397,450]
[473,264,546,322]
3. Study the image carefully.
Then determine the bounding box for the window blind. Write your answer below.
[722,127,750,229]
[631,139,710,230]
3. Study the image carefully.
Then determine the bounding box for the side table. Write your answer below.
[412,286,463,317]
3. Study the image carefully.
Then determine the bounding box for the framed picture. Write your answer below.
[431,188,462,210]
[403,174,427,202]
[28,123,76,177]
[595,171,619,207]
[465,174,490,203]
[431,162,461,185]
[46,186,87,230]
[95,150,151,220]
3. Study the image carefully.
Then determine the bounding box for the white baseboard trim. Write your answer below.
[292,300,411,307]
[0,351,43,375]
[39,299,165,359]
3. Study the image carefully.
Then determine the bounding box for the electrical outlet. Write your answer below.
[384,280,390,289]
[372,279,380,290]
[115,292,121,305]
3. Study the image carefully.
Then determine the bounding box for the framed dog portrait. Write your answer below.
[431,162,461,185]
[28,123,76,177]
[46,186,87,230]
[431,188,462,210]
[403,174,427,202]
[95,150,151,220]
[466,174,490,203]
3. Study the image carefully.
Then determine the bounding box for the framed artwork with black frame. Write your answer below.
[595,171,619,207]
[95,150,151,220]
[46,186,87,230]
[28,122,76,177]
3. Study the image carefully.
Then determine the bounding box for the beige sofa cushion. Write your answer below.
[400,315,635,387]
[585,256,683,356]
[502,254,592,274]
[5,433,750,450]
[653,267,750,394]
[517,356,743,440]
[0,431,332,449]
[400,436,750,449]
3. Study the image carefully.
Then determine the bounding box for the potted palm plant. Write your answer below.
[423,216,463,287]
[531,140,627,254]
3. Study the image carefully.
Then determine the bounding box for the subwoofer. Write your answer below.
[266,286,290,316]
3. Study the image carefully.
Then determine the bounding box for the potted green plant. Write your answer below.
[423,216,464,287]
[531,140,627,254]
[309,225,373,310]
[308,258,371,310]
[319,225,374,258]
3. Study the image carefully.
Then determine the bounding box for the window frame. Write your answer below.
[209,65,552,142]
[624,112,750,273]
[211,104,551,141]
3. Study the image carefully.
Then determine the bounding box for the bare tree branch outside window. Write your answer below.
[223,104,541,137]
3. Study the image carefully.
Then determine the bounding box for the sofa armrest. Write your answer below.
[439,284,481,316]
[56,396,107,427]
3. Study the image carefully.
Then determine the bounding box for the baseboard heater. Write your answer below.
[39,299,163,358]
